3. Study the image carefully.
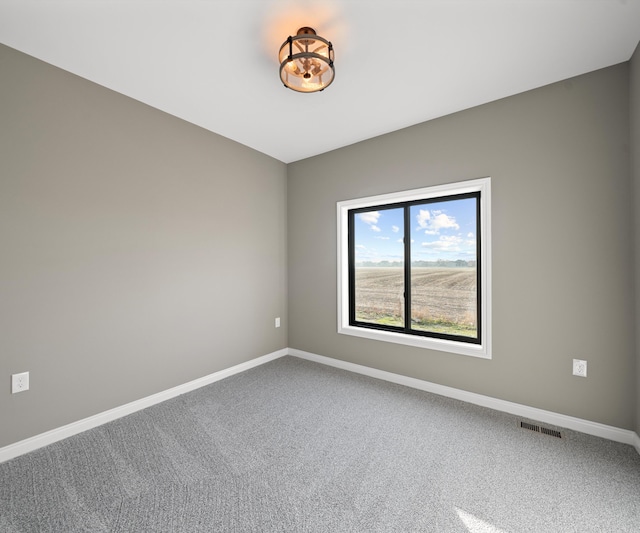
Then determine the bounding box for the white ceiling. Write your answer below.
[1,0,640,163]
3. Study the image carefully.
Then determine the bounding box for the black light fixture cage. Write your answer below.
[279,27,335,93]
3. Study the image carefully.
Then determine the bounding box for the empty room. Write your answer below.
[1,1,640,531]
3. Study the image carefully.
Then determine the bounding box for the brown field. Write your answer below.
[354,267,477,337]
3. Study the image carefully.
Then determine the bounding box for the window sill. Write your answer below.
[338,324,492,359]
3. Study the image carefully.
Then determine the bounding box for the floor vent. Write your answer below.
[520,421,562,438]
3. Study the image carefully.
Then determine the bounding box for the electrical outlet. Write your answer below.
[275,317,281,328]
[572,359,587,378]
[11,372,30,393]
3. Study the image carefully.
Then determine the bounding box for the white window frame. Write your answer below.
[337,177,492,359]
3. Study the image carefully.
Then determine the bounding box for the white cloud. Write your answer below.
[359,211,384,233]
[375,236,390,240]
[421,235,463,252]
[359,211,380,225]
[416,209,459,235]
[392,225,400,233]
[467,232,474,238]
[430,213,460,232]
[416,209,431,228]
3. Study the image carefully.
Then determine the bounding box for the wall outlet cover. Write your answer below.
[572,359,587,378]
[12,371,30,393]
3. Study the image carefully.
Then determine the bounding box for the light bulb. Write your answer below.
[301,76,321,91]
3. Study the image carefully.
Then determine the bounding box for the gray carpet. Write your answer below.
[1,356,639,532]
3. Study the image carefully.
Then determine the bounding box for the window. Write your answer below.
[337,178,491,358]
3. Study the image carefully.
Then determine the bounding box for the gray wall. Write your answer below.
[0,44,288,448]
[632,43,640,435]
[2,40,638,450]
[288,63,635,430]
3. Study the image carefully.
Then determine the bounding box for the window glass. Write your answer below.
[409,196,478,339]
[352,207,405,328]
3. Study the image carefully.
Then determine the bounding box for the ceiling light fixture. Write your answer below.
[279,27,334,93]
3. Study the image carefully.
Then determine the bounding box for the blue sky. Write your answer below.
[354,197,477,263]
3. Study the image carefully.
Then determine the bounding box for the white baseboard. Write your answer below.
[289,348,640,451]
[2,346,638,463]
[0,349,288,464]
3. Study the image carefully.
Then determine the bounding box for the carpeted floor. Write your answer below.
[1,356,639,532]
